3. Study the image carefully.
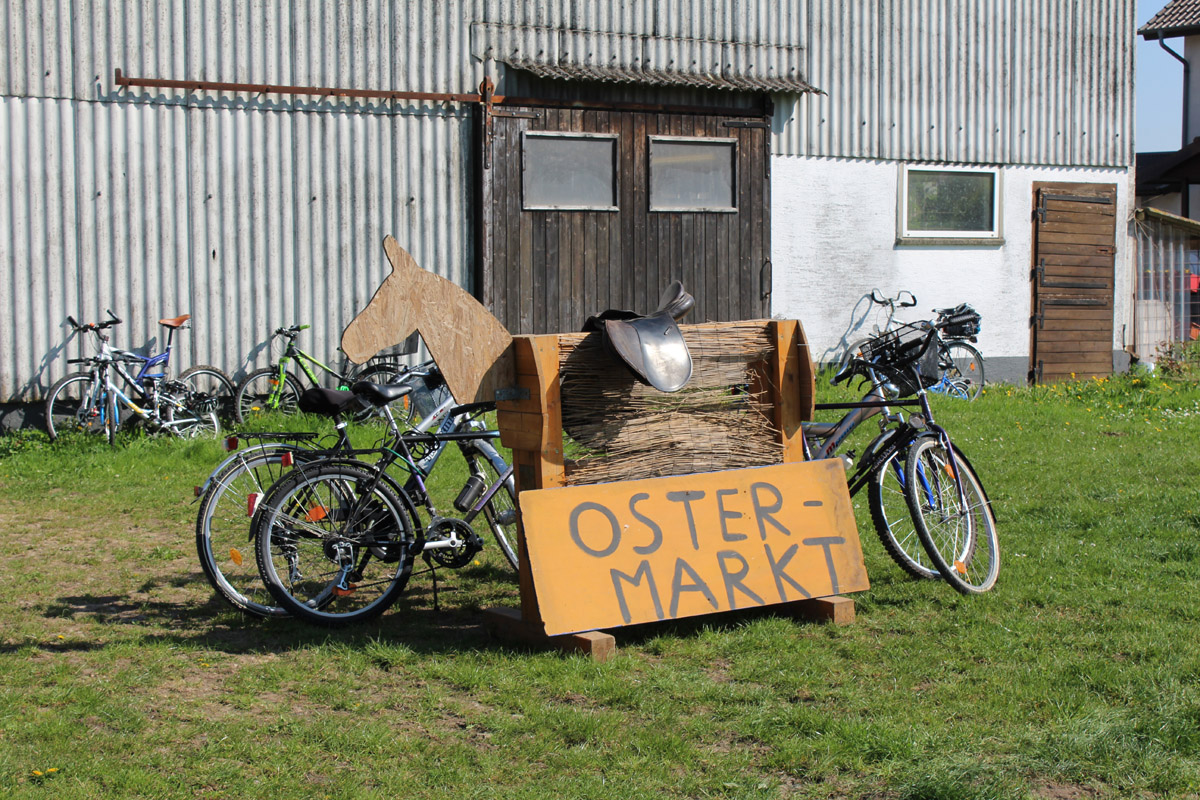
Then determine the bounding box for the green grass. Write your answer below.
[1,375,1199,799]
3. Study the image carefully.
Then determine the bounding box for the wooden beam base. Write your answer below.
[780,595,856,626]
[482,606,617,662]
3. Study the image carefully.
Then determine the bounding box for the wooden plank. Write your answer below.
[482,606,618,662]
[1037,329,1116,343]
[1038,232,1116,247]
[1040,220,1116,236]
[496,410,545,452]
[1034,242,1117,257]
[1037,317,1114,331]
[780,595,856,626]
[770,319,805,463]
[1039,254,1119,268]
[1038,339,1112,354]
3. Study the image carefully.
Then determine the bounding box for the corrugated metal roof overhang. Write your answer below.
[471,22,819,95]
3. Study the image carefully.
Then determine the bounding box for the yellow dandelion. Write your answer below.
[46,769,58,774]
[32,771,42,777]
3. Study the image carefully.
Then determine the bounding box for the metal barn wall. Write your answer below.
[1,0,1135,401]
[1,0,480,401]
[788,0,1134,166]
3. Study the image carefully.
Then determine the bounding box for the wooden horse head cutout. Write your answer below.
[341,236,514,404]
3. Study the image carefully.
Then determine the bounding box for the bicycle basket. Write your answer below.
[937,303,982,338]
[859,321,939,395]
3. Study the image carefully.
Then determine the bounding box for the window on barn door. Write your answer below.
[899,165,1002,242]
[522,132,619,211]
[649,137,737,212]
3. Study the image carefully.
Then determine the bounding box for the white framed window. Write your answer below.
[898,164,1002,242]
[649,136,737,212]
[522,132,618,211]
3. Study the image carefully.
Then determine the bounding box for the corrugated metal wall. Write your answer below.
[790,0,1134,165]
[1,0,481,401]
[0,0,1135,401]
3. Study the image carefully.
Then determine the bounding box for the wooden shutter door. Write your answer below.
[1030,183,1117,383]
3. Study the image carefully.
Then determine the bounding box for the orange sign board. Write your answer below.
[519,460,868,636]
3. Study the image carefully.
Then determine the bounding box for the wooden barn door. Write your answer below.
[481,105,771,335]
[1030,183,1117,383]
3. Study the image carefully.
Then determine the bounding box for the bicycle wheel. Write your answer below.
[903,435,999,593]
[348,363,412,425]
[867,448,941,580]
[196,447,303,617]
[941,341,985,401]
[464,441,520,571]
[45,372,105,440]
[255,464,416,626]
[177,365,235,419]
[161,387,220,438]
[234,368,303,423]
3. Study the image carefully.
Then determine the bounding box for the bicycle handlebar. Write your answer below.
[273,324,310,338]
[67,309,122,333]
[869,289,917,308]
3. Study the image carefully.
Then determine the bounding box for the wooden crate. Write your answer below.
[494,319,816,629]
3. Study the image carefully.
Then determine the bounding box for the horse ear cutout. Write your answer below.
[341,235,514,405]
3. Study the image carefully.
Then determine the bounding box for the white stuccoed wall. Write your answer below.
[770,156,1134,379]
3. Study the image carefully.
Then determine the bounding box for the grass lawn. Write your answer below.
[1,369,1199,799]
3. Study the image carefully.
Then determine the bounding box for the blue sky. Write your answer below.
[1139,0,1187,152]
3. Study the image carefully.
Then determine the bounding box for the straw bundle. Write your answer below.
[558,321,783,485]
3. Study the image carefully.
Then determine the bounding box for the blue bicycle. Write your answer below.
[44,311,232,443]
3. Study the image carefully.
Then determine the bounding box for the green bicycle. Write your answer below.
[232,325,410,424]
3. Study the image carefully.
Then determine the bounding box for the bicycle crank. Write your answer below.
[424,517,483,568]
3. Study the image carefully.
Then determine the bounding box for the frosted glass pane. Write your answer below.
[523,136,616,210]
[906,170,996,232]
[650,140,735,211]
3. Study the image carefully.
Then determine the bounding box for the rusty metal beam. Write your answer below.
[114,68,503,105]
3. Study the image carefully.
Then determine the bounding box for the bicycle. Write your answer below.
[232,324,412,424]
[45,311,230,443]
[807,320,999,593]
[195,366,518,619]
[245,381,519,626]
[839,290,986,400]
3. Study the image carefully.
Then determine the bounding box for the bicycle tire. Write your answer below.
[234,368,304,423]
[255,464,416,627]
[867,447,941,580]
[44,372,105,440]
[464,441,520,571]
[941,341,985,401]
[903,435,999,594]
[178,365,236,419]
[195,446,306,618]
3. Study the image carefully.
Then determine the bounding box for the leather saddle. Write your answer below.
[582,281,696,392]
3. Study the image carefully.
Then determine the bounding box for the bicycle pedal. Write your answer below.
[333,584,357,597]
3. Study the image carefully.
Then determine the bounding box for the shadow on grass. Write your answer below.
[34,561,940,659]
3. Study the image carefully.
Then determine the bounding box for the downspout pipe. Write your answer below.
[1158,31,1192,215]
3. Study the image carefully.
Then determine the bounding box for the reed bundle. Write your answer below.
[558,321,783,484]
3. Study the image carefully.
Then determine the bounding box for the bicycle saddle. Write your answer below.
[582,280,696,393]
[158,314,191,329]
[351,381,414,408]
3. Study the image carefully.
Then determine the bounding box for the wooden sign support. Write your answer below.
[483,319,860,661]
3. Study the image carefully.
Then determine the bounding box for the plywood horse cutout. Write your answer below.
[341,236,514,404]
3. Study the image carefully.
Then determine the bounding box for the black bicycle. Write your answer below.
[245,381,519,626]
[807,320,999,593]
